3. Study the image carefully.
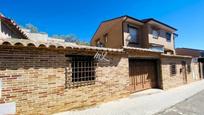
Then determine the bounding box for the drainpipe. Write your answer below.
[199,62,203,79]
[121,17,128,47]
[0,19,1,32]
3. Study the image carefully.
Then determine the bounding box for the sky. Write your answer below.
[0,0,204,49]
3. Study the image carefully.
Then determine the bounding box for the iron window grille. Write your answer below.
[65,55,96,88]
[170,63,176,76]
[166,32,172,42]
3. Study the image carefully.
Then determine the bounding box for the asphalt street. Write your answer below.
[157,89,204,115]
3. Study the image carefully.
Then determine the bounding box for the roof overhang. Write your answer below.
[0,38,125,54]
[123,46,162,53]
[161,54,192,59]
[143,19,177,32]
[124,16,144,25]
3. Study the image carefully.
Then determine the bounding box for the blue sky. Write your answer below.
[0,0,204,49]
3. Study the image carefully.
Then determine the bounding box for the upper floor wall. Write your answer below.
[91,17,124,49]
[123,19,177,54]
[122,18,145,48]
[147,24,176,54]
[91,16,177,54]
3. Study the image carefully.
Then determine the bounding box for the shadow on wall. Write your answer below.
[0,46,66,70]
[0,46,123,70]
[97,55,123,67]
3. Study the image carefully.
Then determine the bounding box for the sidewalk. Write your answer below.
[54,80,204,115]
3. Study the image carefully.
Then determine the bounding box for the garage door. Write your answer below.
[129,59,158,92]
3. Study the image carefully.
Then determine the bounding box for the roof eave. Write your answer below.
[143,18,177,31]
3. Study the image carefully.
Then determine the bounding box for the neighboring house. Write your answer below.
[91,15,177,54]
[176,48,204,79]
[0,15,202,114]
[22,28,65,43]
[0,14,28,39]
[91,15,198,90]
[176,48,204,57]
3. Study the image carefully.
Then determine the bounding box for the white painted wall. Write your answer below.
[0,102,16,114]
[22,28,65,43]
[0,81,16,114]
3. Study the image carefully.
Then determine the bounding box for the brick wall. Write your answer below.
[161,57,199,90]
[0,46,130,114]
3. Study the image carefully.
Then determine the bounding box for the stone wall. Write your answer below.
[161,57,199,90]
[0,46,130,114]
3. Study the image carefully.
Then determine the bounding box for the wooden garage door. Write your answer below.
[129,59,157,92]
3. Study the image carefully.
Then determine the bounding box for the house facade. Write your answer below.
[91,15,198,90]
[0,15,202,114]
[91,15,176,54]
[176,48,204,79]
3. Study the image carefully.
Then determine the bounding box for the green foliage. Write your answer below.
[51,34,79,43]
[76,41,90,46]
[52,34,90,45]
[23,23,90,45]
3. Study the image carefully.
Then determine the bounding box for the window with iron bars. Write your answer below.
[170,63,176,76]
[65,55,96,88]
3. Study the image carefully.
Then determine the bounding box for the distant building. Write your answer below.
[176,48,204,57]
[21,28,65,43]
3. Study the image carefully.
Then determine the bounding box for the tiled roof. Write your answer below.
[0,38,169,54]
[0,38,124,53]
[0,15,28,39]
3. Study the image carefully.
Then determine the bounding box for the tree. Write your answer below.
[23,23,90,45]
[77,41,90,46]
[52,34,90,45]
[25,23,38,33]
[51,34,79,42]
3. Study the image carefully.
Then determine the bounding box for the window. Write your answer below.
[152,30,159,39]
[104,34,108,43]
[96,40,104,47]
[66,55,96,88]
[166,32,171,42]
[128,26,138,43]
[170,63,176,76]
[187,64,191,73]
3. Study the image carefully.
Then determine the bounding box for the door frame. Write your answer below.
[128,58,160,92]
[181,61,187,84]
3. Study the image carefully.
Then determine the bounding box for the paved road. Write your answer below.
[55,80,204,115]
[157,89,204,115]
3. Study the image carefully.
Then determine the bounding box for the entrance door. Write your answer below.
[181,61,187,84]
[129,59,158,92]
